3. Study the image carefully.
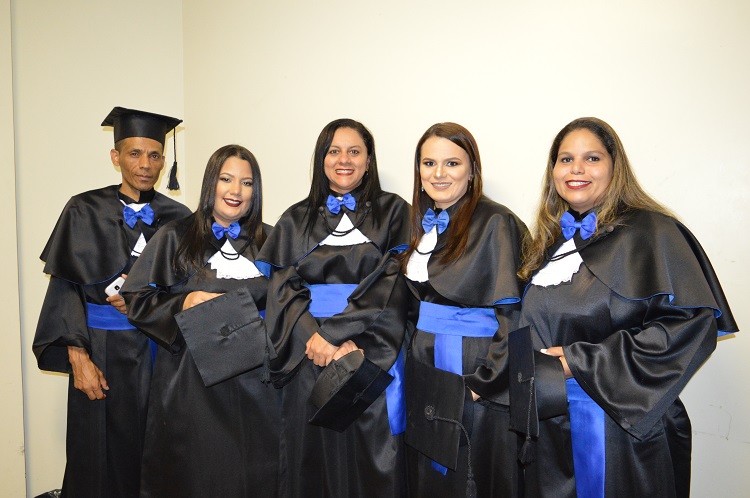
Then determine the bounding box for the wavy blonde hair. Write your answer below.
[518,117,674,280]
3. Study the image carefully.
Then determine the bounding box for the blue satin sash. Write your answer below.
[417,301,498,375]
[417,301,498,474]
[385,348,406,435]
[86,303,136,330]
[306,283,405,435]
[307,284,358,318]
[567,378,605,498]
[87,302,158,365]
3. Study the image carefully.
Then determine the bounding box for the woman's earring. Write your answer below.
[420,185,425,192]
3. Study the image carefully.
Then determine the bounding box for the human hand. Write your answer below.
[470,389,480,401]
[68,346,109,400]
[541,346,572,378]
[182,291,223,310]
[331,340,363,362]
[305,332,339,367]
[106,274,128,314]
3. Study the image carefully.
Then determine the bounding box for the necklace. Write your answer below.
[318,201,372,236]
[544,226,614,262]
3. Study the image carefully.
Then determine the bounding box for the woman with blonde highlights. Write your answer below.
[518,117,670,280]
[508,117,737,497]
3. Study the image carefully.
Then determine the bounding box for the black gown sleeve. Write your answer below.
[442,198,527,403]
[317,253,411,370]
[464,304,521,404]
[263,264,319,385]
[565,296,717,439]
[120,224,189,351]
[33,276,89,372]
[122,279,187,352]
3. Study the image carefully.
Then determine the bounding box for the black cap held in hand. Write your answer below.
[508,326,568,465]
[308,350,393,433]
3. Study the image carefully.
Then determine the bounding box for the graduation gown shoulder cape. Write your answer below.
[259,190,410,268]
[422,196,527,306]
[40,184,191,285]
[509,208,738,497]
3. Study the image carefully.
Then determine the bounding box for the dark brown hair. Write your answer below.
[173,144,265,275]
[401,122,482,270]
[303,118,383,234]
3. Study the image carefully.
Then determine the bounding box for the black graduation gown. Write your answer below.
[121,216,281,498]
[32,185,190,498]
[256,189,411,498]
[404,196,528,497]
[516,209,738,498]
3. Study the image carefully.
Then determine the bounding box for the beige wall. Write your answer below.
[10,0,749,496]
[1,0,27,495]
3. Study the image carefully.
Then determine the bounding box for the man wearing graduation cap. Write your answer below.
[32,107,191,498]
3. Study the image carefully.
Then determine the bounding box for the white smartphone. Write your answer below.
[105,276,126,297]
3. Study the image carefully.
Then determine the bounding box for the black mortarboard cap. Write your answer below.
[101,106,181,146]
[174,287,276,387]
[309,350,394,433]
[102,106,183,190]
[404,358,466,470]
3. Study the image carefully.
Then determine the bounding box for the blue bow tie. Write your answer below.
[422,208,450,234]
[123,204,154,228]
[560,211,597,240]
[212,221,241,240]
[326,193,356,214]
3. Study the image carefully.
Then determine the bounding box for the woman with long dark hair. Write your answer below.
[401,122,527,497]
[508,117,737,497]
[257,119,411,497]
[121,144,279,497]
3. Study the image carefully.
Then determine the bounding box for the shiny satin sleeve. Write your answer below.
[263,265,319,385]
[317,254,413,371]
[464,304,520,404]
[564,295,717,439]
[32,276,90,372]
[120,235,188,352]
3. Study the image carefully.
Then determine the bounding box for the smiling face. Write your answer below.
[419,136,472,210]
[552,128,614,213]
[212,155,254,226]
[323,127,370,194]
[111,137,166,200]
